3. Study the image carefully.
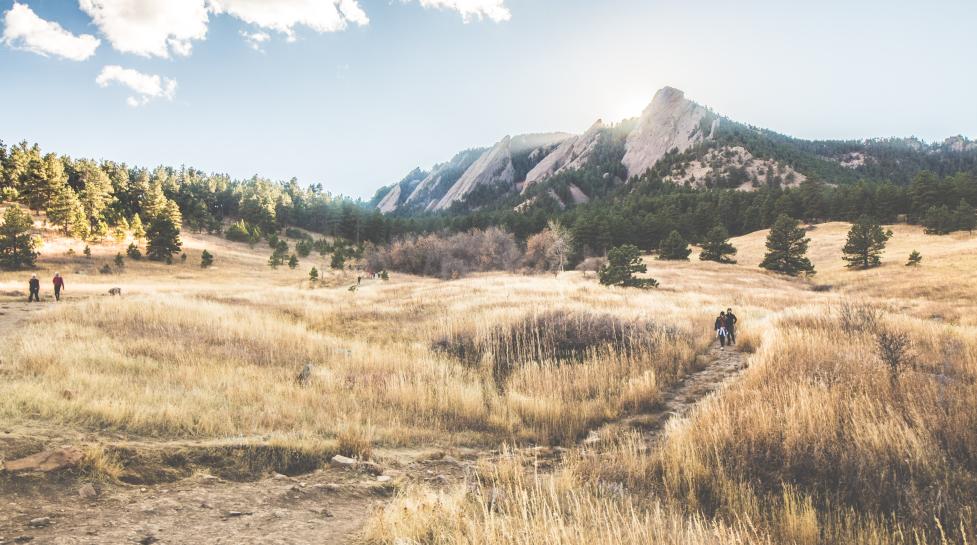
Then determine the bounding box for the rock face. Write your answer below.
[375,184,401,214]
[522,120,606,191]
[622,86,716,179]
[432,133,570,211]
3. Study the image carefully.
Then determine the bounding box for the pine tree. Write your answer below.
[699,225,738,264]
[75,159,114,232]
[598,244,658,288]
[0,205,38,269]
[200,250,214,268]
[309,266,319,282]
[658,230,691,261]
[46,183,87,237]
[114,253,125,268]
[146,202,182,262]
[288,254,299,269]
[906,250,922,267]
[130,213,145,240]
[842,215,892,269]
[127,242,142,260]
[922,205,954,235]
[760,214,815,276]
[954,199,976,232]
[330,249,345,270]
[268,240,288,269]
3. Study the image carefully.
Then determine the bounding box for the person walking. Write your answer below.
[28,274,40,302]
[53,272,65,302]
[725,307,738,345]
[714,311,728,349]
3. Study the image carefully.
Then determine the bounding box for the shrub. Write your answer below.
[200,250,214,268]
[126,242,142,260]
[364,227,520,279]
[99,264,113,275]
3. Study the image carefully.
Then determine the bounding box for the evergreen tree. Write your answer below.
[922,205,955,235]
[598,244,658,288]
[760,214,815,276]
[46,183,88,237]
[288,254,299,269]
[309,266,319,282]
[699,225,738,264]
[330,249,345,270]
[75,159,114,232]
[83,245,91,258]
[954,199,976,232]
[114,253,125,268]
[127,242,142,260]
[0,205,38,269]
[906,250,922,267]
[842,215,893,269]
[268,240,288,269]
[130,213,145,240]
[658,230,691,260]
[146,202,182,262]
[200,249,214,268]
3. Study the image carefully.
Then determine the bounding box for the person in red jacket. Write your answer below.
[53,272,65,301]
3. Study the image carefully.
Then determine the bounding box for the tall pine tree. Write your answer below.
[658,230,691,260]
[842,216,892,269]
[0,205,38,269]
[760,214,815,276]
[146,201,182,261]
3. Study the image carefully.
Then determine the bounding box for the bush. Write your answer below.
[200,250,214,268]
[99,264,113,274]
[364,227,520,279]
[126,242,142,260]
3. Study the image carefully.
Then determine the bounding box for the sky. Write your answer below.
[1,0,976,199]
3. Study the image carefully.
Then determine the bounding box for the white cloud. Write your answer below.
[78,0,209,58]
[2,2,100,61]
[209,0,368,42]
[415,0,510,22]
[96,65,177,107]
[240,29,270,51]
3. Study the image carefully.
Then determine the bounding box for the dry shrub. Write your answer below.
[365,227,520,279]
[836,300,883,335]
[336,420,374,460]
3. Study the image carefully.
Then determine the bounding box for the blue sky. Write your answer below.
[2,0,975,198]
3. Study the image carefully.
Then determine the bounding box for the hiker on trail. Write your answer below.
[53,272,65,302]
[715,311,728,349]
[725,308,737,345]
[28,274,40,302]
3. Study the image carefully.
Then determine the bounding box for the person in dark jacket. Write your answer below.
[53,272,65,301]
[28,274,40,302]
[714,311,728,349]
[725,308,738,345]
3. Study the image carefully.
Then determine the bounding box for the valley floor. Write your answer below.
[1,222,976,544]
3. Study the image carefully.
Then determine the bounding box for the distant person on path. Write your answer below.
[715,311,728,349]
[725,307,738,345]
[53,272,65,302]
[28,274,40,302]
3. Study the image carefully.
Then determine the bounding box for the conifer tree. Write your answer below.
[309,266,319,282]
[760,214,815,276]
[0,205,38,269]
[146,201,182,262]
[658,230,691,260]
[699,225,738,264]
[842,215,892,269]
[922,205,954,235]
[954,199,976,232]
[130,213,145,240]
[46,183,87,237]
[200,250,214,268]
[288,254,299,269]
[598,244,658,288]
[906,250,922,267]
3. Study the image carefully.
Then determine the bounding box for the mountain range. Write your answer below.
[371,87,977,215]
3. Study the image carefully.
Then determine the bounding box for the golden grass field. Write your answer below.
[2,217,976,544]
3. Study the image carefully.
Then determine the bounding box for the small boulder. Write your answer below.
[330,455,357,467]
[78,483,98,499]
[376,475,392,483]
[28,517,51,528]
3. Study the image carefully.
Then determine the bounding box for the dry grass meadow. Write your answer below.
[2,219,976,544]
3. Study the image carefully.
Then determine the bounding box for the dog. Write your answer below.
[108,287,122,296]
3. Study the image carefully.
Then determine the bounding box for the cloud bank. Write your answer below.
[416,0,511,22]
[1,2,100,61]
[96,65,177,107]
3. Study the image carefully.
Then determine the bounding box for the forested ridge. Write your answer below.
[2,124,976,272]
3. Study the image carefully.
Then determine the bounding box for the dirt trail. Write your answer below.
[585,342,748,446]
[0,300,48,334]
[0,344,748,545]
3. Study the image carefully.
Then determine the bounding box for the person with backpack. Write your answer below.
[725,307,738,345]
[715,311,728,349]
[28,274,40,302]
[53,272,65,302]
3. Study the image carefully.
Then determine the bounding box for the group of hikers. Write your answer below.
[714,308,737,349]
[26,273,65,302]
